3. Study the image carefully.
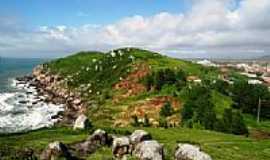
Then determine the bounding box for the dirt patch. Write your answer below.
[113,63,150,101]
[114,96,182,127]
[250,129,270,140]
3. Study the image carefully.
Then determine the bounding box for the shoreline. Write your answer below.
[0,75,65,134]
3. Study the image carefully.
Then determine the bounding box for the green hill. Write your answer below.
[1,48,270,159]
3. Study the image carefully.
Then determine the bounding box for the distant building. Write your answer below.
[197,60,218,67]
[248,79,262,85]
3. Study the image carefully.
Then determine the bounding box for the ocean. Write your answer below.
[0,58,45,92]
[0,58,64,133]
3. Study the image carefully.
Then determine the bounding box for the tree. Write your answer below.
[222,108,233,133]
[160,101,173,117]
[231,81,270,117]
[181,100,195,121]
[232,111,248,135]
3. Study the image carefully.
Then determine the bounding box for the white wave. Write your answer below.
[0,79,64,133]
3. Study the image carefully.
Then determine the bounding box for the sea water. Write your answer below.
[0,58,64,133]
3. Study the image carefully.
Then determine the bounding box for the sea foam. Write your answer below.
[0,79,64,133]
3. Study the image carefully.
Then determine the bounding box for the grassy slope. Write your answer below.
[1,48,269,159]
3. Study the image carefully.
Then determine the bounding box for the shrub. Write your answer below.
[159,117,168,128]
[232,111,248,135]
[160,101,173,117]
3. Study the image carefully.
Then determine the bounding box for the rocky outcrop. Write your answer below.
[40,141,75,160]
[31,65,86,124]
[73,114,91,130]
[174,144,212,160]
[134,140,164,160]
[112,136,131,158]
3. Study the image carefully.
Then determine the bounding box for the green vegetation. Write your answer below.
[1,48,270,159]
[1,127,270,160]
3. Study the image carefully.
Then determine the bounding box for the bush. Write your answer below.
[160,101,173,117]
[143,68,186,91]
[232,111,248,135]
[159,117,168,128]
[181,100,195,121]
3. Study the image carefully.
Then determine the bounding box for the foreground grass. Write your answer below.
[1,127,269,160]
[0,127,88,155]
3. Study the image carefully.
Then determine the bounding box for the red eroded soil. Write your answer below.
[113,63,150,100]
[114,96,182,127]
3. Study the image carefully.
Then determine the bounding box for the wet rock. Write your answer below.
[40,141,75,160]
[175,144,212,160]
[134,140,164,160]
[112,137,131,158]
[73,114,91,130]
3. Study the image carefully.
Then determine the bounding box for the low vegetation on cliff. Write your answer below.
[1,48,270,159]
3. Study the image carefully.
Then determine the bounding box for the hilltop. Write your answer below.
[41,48,222,127]
[1,48,270,160]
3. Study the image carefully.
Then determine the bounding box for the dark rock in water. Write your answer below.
[26,91,33,95]
[51,115,60,119]
[19,100,28,104]
[40,141,78,160]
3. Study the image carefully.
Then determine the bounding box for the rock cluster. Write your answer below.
[31,65,86,124]
[40,129,212,160]
[112,130,163,160]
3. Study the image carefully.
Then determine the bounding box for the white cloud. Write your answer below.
[0,0,270,58]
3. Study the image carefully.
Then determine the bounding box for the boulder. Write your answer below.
[40,141,74,160]
[74,129,112,155]
[175,144,212,160]
[88,129,111,146]
[112,137,131,158]
[130,130,151,146]
[73,114,91,130]
[134,140,164,160]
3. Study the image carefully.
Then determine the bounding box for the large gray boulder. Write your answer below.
[134,140,164,160]
[112,136,131,158]
[73,114,91,130]
[175,144,212,160]
[130,130,151,145]
[40,141,74,160]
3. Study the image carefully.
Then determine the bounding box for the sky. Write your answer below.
[0,0,269,58]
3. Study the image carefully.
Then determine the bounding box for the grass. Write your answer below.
[244,114,270,132]
[0,127,88,151]
[1,126,269,160]
[211,90,233,118]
